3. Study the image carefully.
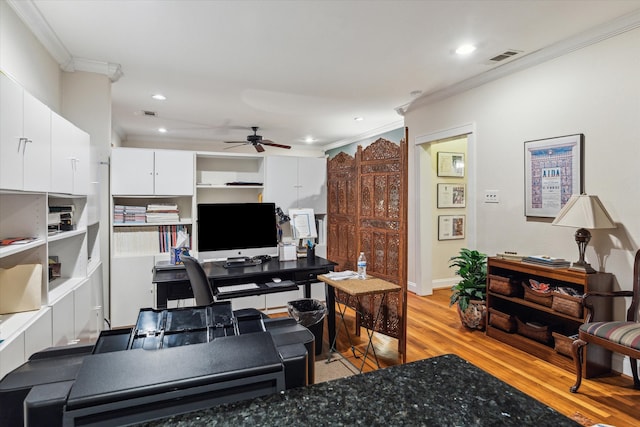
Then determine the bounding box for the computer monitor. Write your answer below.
[197,202,278,260]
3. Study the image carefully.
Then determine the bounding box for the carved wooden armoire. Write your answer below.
[326,136,408,361]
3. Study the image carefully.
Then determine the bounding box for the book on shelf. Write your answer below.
[0,237,39,246]
[496,251,525,261]
[522,255,570,268]
[114,205,147,224]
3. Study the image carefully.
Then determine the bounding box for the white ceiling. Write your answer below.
[11,0,640,151]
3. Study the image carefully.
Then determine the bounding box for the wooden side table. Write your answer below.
[318,274,401,372]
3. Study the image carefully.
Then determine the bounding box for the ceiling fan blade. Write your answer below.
[224,140,249,144]
[261,141,291,149]
[255,144,265,153]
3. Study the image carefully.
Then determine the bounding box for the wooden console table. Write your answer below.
[318,274,401,372]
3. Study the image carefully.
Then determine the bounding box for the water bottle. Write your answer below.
[357,252,367,279]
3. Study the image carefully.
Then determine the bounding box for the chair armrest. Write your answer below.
[582,291,634,322]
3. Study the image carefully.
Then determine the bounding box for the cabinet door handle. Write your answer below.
[18,137,28,153]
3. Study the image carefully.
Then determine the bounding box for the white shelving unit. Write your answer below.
[108,148,329,323]
[0,72,102,378]
[110,148,195,327]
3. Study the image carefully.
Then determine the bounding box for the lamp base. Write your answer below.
[569,261,596,274]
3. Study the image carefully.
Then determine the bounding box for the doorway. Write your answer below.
[413,124,476,296]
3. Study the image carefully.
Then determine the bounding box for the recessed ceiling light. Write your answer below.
[354,117,364,122]
[151,94,166,101]
[304,136,315,144]
[455,44,476,55]
[158,127,167,133]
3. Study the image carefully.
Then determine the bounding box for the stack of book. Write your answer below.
[113,205,147,224]
[522,255,570,268]
[146,203,180,223]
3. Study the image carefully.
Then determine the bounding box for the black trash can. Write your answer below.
[287,299,327,356]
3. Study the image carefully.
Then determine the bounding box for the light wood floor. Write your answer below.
[326,289,640,427]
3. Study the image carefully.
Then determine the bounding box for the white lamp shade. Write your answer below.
[552,195,616,229]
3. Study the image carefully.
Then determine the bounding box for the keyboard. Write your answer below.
[218,283,259,293]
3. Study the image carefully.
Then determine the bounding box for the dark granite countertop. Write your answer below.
[139,354,579,426]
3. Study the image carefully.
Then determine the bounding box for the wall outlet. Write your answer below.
[484,190,500,203]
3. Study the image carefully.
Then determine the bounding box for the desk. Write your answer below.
[143,354,580,426]
[152,256,336,308]
[318,274,401,372]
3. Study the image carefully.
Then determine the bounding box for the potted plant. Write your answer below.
[449,248,488,330]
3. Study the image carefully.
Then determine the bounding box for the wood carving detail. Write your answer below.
[327,136,407,356]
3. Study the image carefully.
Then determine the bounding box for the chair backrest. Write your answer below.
[627,249,640,322]
[181,255,214,306]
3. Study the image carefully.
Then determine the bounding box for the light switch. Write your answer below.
[484,190,500,203]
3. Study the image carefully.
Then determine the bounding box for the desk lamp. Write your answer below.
[552,194,616,273]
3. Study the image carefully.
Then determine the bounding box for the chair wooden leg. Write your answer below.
[631,358,640,389]
[570,339,587,393]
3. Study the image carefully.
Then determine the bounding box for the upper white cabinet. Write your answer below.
[111,148,194,196]
[264,156,327,214]
[50,112,90,195]
[0,73,51,192]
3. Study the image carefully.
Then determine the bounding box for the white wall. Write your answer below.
[406,27,640,374]
[0,0,60,110]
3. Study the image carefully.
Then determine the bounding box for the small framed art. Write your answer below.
[437,152,465,177]
[438,215,465,240]
[437,183,466,208]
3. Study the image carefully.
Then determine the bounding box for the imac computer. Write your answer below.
[197,202,278,261]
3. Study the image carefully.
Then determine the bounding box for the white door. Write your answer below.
[71,126,90,195]
[0,73,24,190]
[111,148,155,195]
[154,149,194,195]
[110,255,155,327]
[264,156,298,213]
[22,90,51,192]
[51,113,76,194]
[297,157,327,213]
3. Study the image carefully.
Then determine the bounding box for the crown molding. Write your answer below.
[7,0,122,82]
[407,8,640,113]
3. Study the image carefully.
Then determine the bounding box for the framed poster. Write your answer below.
[524,134,583,218]
[437,183,466,208]
[437,152,465,177]
[438,215,465,240]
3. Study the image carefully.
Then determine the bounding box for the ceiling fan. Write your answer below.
[224,126,291,153]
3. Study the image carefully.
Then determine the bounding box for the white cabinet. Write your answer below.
[110,255,155,327]
[51,112,89,195]
[0,72,51,192]
[51,290,75,346]
[264,156,327,214]
[0,74,101,377]
[111,148,194,196]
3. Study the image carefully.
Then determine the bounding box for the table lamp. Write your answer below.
[552,194,616,273]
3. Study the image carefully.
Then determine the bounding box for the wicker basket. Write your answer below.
[488,308,516,332]
[522,283,553,307]
[516,317,552,343]
[552,332,576,357]
[552,292,583,318]
[489,275,521,296]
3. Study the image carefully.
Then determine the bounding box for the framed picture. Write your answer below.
[524,134,584,218]
[438,215,465,240]
[437,183,466,208]
[437,152,465,177]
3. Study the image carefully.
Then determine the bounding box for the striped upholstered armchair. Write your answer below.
[571,249,640,393]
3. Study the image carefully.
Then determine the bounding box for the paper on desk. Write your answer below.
[324,270,358,281]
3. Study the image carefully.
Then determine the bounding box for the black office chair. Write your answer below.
[181,256,214,305]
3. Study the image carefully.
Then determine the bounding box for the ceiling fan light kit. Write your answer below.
[224,127,291,152]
